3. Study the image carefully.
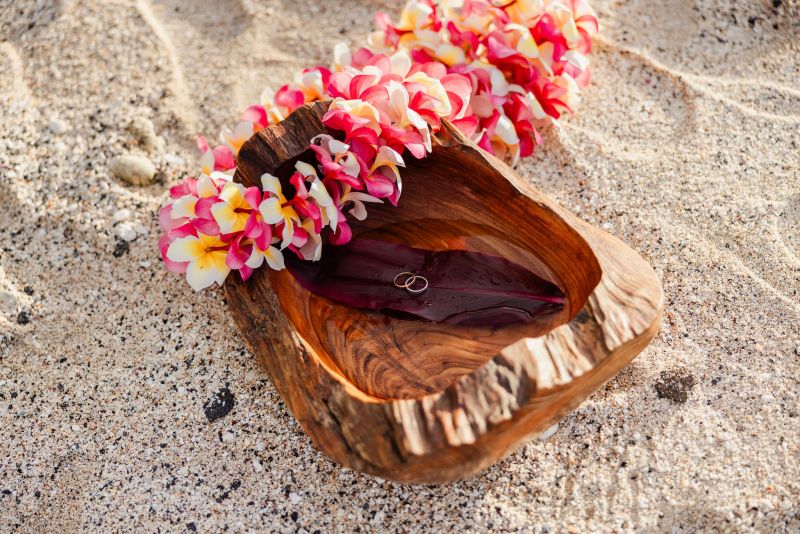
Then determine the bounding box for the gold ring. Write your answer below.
[393,271,416,288]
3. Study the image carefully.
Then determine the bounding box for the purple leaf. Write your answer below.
[286,239,564,327]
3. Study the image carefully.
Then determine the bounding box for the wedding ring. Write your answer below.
[394,271,429,294]
[406,275,428,293]
[393,271,416,288]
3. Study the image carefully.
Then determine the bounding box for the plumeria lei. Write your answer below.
[159,0,598,291]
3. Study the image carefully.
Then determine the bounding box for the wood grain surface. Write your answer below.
[225,102,664,483]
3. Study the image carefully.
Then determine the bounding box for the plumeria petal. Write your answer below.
[259,197,284,224]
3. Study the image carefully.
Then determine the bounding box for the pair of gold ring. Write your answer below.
[393,271,429,293]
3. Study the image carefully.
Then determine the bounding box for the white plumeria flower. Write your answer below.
[525,91,548,121]
[338,186,383,221]
[258,173,300,249]
[562,50,590,71]
[245,244,285,271]
[366,30,393,54]
[166,233,230,291]
[211,182,250,234]
[371,145,406,193]
[296,218,323,261]
[485,64,526,97]
[386,80,432,152]
[312,134,360,180]
[200,172,230,196]
[171,195,198,219]
[554,72,581,110]
[328,98,383,133]
[494,113,521,165]
[389,51,412,77]
[199,151,215,176]
[333,42,352,72]
[260,87,287,124]
[396,0,434,31]
[433,42,467,67]
[296,69,326,101]
[404,71,452,117]
[294,161,339,231]
[220,120,253,155]
[170,172,228,220]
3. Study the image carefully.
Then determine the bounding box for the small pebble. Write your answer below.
[110,155,156,186]
[132,222,149,236]
[163,153,186,167]
[112,209,132,222]
[48,118,68,134]
[655,368,696,403]
[538,423,559,441]
[128,116,164,152]
[116,223,137,242]
[112,240,130,258]
[289,492,302,504]
[203,387,236,422]
[17,311,30,325]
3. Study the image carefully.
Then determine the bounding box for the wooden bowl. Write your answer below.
[226,102,663,483]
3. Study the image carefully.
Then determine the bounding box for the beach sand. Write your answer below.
[1,0,798,531]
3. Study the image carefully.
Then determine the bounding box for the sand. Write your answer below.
[1,0,799,531]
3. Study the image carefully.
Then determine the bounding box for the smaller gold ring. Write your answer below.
[393,271,416,288]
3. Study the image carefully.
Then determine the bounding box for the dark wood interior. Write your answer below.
[248,129,602,400]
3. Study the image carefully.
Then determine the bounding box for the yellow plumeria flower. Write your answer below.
[396,0,435,31]
[211,182,250,234]
[166,233,231,291]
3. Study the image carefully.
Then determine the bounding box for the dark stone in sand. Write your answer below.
[113,239,129,258]
[203,387,235,422]
[655,369,696,403]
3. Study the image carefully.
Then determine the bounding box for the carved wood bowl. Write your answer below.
[226,102,663,483]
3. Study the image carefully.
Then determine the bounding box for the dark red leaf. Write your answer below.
[286,239,564,327]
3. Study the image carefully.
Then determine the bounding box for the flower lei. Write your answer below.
[159,0,598,291]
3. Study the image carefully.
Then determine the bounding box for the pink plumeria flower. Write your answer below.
[386,80,432,153]
[198,136,236,175]
[478,109,521,164]
[294,160,339,231]
[166,233,231,291]
[171,173,225,214]
[258,173,301,249]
